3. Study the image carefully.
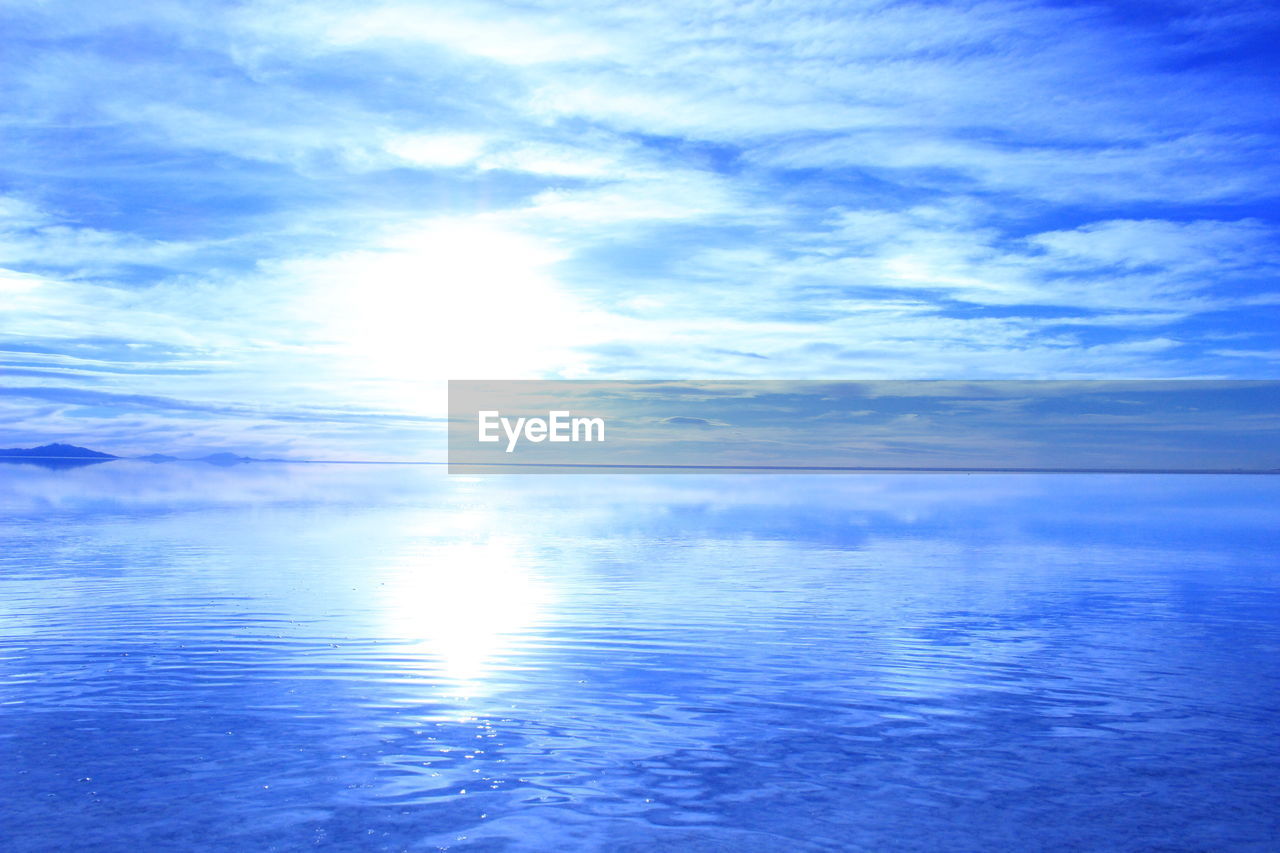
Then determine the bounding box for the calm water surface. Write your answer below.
[1,463,1277,851]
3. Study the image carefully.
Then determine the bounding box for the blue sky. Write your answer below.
[1,0,1278,459]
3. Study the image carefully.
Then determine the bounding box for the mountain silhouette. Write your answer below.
[0,445,263,466]
[0,443,117,459]
[198,452,254,466]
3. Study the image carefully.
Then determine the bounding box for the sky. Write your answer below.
[1,0,1278,459]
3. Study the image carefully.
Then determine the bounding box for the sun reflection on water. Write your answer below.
[378,537,554,695]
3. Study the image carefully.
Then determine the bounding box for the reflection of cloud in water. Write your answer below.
[2,463,1278,850]
[2,463,1277,553]
[0,460,448,514]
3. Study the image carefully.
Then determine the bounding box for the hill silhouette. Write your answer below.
[0,444,263,465]
[0,443,117,459]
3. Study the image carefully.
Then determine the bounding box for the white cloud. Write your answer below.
[1029,219,1273,272]
[383,132,490,168]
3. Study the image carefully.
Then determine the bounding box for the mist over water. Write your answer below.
[2,463,1278,851]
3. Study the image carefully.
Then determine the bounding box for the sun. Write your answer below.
[290,216,613,412]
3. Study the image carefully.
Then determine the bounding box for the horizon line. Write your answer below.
[3,455,1278,474]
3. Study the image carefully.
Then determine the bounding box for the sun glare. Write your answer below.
[302,218,608,405]
[378,536,554,694]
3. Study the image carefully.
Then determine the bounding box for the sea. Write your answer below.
[1,461,1277,851]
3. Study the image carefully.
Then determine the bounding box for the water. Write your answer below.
[1,462,1277,851]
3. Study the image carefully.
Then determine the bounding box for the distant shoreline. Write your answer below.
[3,455,1277,474]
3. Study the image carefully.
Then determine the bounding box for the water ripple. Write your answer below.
[1,468,1278,850]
